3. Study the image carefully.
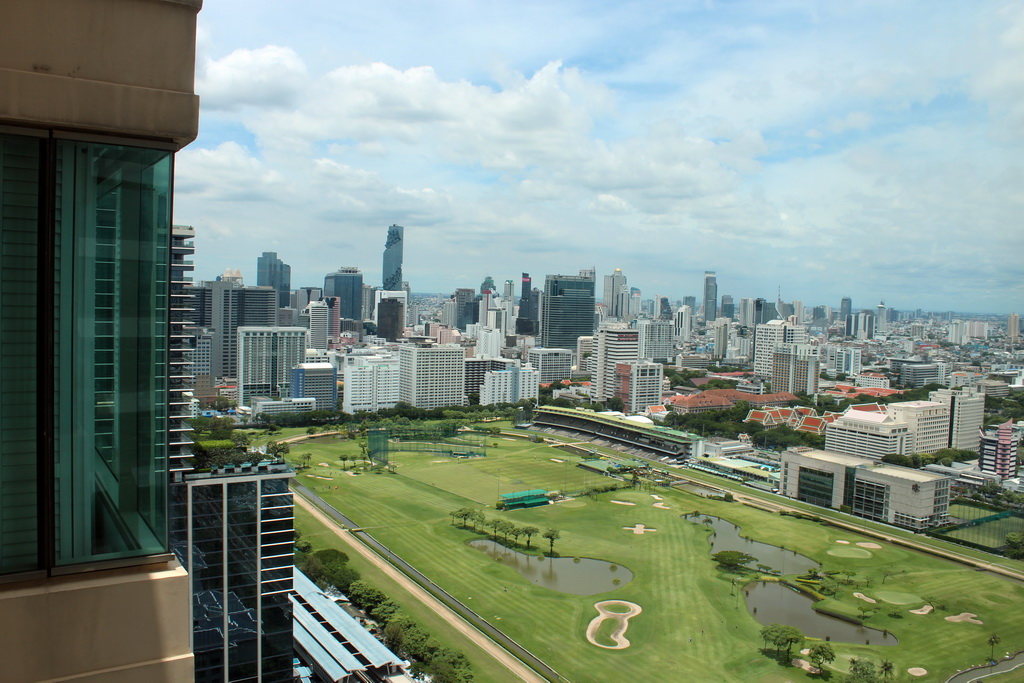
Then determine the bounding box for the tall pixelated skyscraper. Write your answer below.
[382,224,404,291]
[257,251,291,307]
[703,271,718,320]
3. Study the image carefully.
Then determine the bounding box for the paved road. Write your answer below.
[294,494,547,683]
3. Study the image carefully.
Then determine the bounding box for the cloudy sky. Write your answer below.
[176,1,1024,314]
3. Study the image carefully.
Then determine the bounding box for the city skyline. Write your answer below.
[176,1,1022,313]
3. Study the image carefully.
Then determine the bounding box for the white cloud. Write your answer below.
[197,45,308,111]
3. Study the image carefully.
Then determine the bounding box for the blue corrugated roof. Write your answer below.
[294,616,351,681]
[292,570,402,671]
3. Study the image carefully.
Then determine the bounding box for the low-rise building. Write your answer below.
[781,449,950,529]
[251,397,317,416]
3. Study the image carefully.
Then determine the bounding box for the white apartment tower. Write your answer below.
[710,317,731,361]
[398,345,467,408]
[638,318,674,363]
[771,344,819,395]
[527,348,574,384]
[343,353,399,413]
[614,361,664,414]
[674,306,693,342]
[887,401,950,455]
[754,320,809,378]
[236,326,310,406]
[304,300,330,350]
[594,325,640,401]
[928,387,985,452]
[475,326,504,359]
[480,363,540,405]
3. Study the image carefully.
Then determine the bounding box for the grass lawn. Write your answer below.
[285,433,1024,682]
[294,505,514,683]
[948,503,998,522]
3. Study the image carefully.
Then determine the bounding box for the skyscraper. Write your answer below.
[517,273,539,335]
[257,251,291,307]
[398,344,467,408]
[594,325,640,401]
[703,271,718,320]
[720,294,735,320]
[382,224,404,290]
[840,296,853,321]
[540,270,596,350]
[323,266,364,320]
[754,319,809,378]
[603,268,628,319]
[236,326,310,406]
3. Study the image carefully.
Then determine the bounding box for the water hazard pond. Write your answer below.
[468,539,633,595]
[685,515,896,645]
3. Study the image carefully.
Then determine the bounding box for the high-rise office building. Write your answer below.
[594,325,640,401]
[382,224,404,291]
[517,273,540,335]
[257,251,291,307]
[171,462,295,682]
[710,317,732,361]
[603,268,628,319]
[720,295,735,320]
[840,296,853,321]
[703,271,718,320]
[375,293,406,341]
[682,295,697,310]
[540,271,596,349]
[323,266,363,320]
[1009,313,1020,342]
[0,1,199,678]
[304,299,330,350]
[454,287,477,330]
[189,280,278,379]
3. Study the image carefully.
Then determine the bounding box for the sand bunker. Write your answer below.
[908,668,928,677]
[307,475,334,480]
[945,612,983,624]
[651,495,663,500]
[653,502,671,510]
[835,539,851,544]
[611,500,636,506]
[854,592,877,604]
[910,605,933,615]
[347,471,358,477]
[857,542,882,549]
[318,462,330,467]
[586,601,642,649]
[623,524,657,535]
[792,659,821,674]
[550,458,564,463]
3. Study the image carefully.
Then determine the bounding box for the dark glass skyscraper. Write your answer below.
[323,266,363,320]
[256,251,291,307]
[840,296,853,321]
[703,271,718,320]
[540,271,596,350]
[382,224,404,291]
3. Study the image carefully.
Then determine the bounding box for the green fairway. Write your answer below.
[285,432,1024,682]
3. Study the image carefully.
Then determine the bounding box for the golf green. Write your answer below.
[874,591,921,605]
[827,546,873,558]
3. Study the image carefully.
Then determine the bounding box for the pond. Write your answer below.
[745,581,897,646]
[683,514,818,574]
[467,539,633,595]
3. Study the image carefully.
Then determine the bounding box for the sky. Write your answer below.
[175,1,1024,314]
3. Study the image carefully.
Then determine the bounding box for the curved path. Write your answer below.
[294,492,547,683]
[585,601,643,649]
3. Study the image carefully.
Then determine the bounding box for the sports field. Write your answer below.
[941,510,1024,549]
[948,503,999,522]
[286,428,1024,682]
[389,443,608,504]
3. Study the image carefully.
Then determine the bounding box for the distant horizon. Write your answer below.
[179,1,1023,315]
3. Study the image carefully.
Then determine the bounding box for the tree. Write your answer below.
[471,509,486,531]
[266,441,290,459]
[847,658,877,682]
[300,452,312,469]
[488,518,503,540]
[776,625,803,658]
[807,642,835,671]
[543,528,560,555]
[522,525,539,549]
[989,633,1002,662]
[879,659,895,681]
[711,550,757,572]
[1004,532,1024,560]
[759,624,784,653]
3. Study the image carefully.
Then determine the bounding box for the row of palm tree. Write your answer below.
[450,507,560,553]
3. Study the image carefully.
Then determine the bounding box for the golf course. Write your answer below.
[279,425,1024,682]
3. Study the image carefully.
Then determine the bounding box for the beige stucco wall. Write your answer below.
[0,560,193,682]
[0,0,202,147]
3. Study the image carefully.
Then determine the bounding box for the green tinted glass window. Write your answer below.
[0,133,40,574]
[54,141,171,565]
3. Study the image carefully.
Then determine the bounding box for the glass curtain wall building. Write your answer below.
[540,271,596,350]
[382,224,404,291]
